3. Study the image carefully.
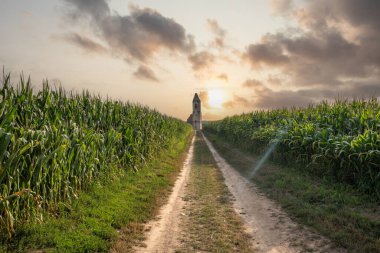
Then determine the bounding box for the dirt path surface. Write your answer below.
[134,136,195,253]
[176,132,253,252]
[135,133,253,252]
[203,134,344,253]
[135,133,343,253]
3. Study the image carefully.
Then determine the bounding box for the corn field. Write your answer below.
[0,73,191,238]
[204,100,380,198]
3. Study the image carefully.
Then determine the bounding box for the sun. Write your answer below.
[208,90,225,109]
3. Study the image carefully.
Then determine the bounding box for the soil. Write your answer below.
[176,132,253,252]
[203,133,345,253]
[134,136,195,253]
[135,133,345,252]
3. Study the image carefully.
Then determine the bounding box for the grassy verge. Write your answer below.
[177,132,252,252]
[204,131,380,253]
[1,131,193,253]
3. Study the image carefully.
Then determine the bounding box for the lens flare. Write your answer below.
[249,128,288,178]
[249,141,279,178]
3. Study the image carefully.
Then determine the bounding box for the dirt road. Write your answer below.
[134,136,195,252]
[203,134,343,253]
[135,133,342,252]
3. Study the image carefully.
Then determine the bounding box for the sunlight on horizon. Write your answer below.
[0,0,379,120]
[208,89,226,109]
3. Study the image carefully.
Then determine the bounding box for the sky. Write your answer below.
[0,0,379,120]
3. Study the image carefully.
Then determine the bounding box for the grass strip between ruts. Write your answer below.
[177,132,253,252]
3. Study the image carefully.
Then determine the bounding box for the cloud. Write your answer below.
[202,112,222,121]
[242,0,380,101]
[198,91,210,109]
[297,82,380,99]
[252,89,313,109]
[62,1,195,63]
[267,75,283,86]
[207,19,226,48]
[242,79,312,109]
[223,86,312,110]
[188,51,215,72]
[63,0,110,20]
[127,5,195,57]
[270,0,293,15]
[63,32,107,54]
[133,65,159,82]
[230,78,380,110]
[223,95,251,109]
[217,73,229,82]
[242,79,264,88]
[293,0,380,33]
[244,39,289,67]
[253,82,380,109]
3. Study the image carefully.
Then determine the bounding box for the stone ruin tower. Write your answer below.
[186,93,202,130]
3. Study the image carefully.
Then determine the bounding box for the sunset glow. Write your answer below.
[0,0,379,121]
[208,90,225,109]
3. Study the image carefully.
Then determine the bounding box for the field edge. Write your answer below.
[1,129,194,253]
[204,131,380,253]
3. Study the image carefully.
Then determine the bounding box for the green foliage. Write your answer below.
[204,100,380,198]
[205,132,380,252]
[0,73,191,238]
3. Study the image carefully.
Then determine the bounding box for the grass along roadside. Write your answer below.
[177,132,253,252]
[1,131,193,253]
[204,131,380,253]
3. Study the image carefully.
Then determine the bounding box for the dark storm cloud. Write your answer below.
[133,65,159,82]
[243,0,380,100]
[62,1,195,63]
[63,33,107,54]
[188,51,215,72]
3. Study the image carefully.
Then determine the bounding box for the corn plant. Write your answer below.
[0,73,191,238]
[204,99,380,198]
